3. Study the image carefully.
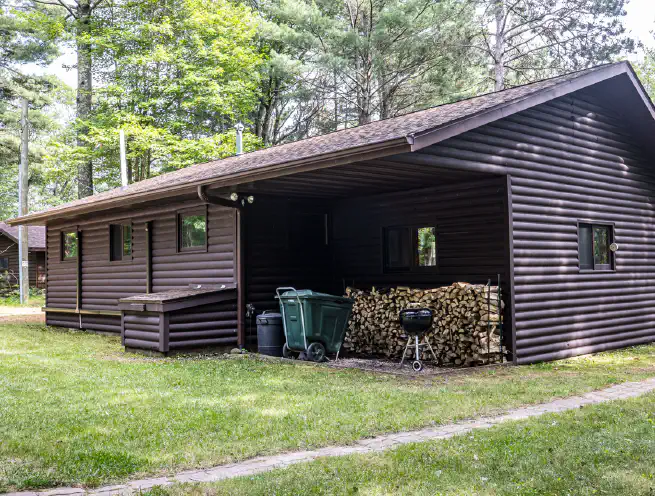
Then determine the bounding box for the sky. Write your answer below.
[30,0,655,90]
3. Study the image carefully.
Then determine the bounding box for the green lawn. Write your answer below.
[0,292,45,308]
[155,393,655,495]
[1,323,655,491]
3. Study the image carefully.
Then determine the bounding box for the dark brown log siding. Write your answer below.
[331,177,508,289]
[46,201,236,334]
[123,312,161,350]
[152,205,235,292]
[81,222,147,311]
[422,90,655,363]
[46,228,77,309]
[168,301,238,350]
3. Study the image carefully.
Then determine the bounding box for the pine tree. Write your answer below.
[474,0,634,90]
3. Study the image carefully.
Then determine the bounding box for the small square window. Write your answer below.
[178,211,207,251]
[384,225,437,272]
[0,258,8,270]
[110,224,132,261]
[579,222,613,271]
[62,232,78,260]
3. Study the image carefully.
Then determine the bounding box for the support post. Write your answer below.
[18,98,29,304]
[504,174,517,364]
[145,221,152,293]
[236,208,245,348]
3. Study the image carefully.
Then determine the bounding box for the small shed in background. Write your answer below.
[0,222,46,291]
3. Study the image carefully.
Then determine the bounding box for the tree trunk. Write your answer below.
[76,0,94,198]
[493,1,506,91]
[261,77,278,146]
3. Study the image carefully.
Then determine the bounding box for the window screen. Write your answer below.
[123,225,132,257]
[62,232,78,260]
[0,258,8,270]
[111,224,133,261]
[416,227,437,267]
[179,212,207,250]
[579,222,613,271]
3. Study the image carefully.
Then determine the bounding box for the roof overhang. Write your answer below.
[8,61,654,226]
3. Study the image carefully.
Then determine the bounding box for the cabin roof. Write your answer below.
[8,61,654,226]
[0,222,46,249]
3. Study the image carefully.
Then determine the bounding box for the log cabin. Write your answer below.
[8,61,655,364]
[0,222,46,290]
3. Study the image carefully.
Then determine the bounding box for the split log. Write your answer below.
[343,283,505,367]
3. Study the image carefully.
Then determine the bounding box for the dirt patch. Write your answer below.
[0,307,44,324]
[328,356,509,377]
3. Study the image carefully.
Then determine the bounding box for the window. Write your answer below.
[178,210,207,251]
[0,258,8,270]
[579,223,613,271]
[61,231,78,260]
[384,227,411,270]
[416,227,437,267]
[384,225,437,272]
[110,224,132,261]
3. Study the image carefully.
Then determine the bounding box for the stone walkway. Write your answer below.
[8,377,655,496]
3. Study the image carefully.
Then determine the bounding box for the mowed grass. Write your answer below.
[1,324,655,490]
[0,292,45,308]
[156,393,655,496]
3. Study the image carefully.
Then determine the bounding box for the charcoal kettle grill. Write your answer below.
[399,308,437,372]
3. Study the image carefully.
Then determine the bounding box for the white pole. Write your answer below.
[119,129,128,187]
[235,122,244,156]
[19,98,29,304]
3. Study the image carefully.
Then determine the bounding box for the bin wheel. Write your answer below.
[412,360,423,372]
[282,343,295,359]
[307,342,326,362]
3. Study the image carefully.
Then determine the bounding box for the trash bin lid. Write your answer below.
[278,289,353,304]
[256,311,282,324]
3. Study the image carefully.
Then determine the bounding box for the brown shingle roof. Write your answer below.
[0,222,45,249]
[8,62,641,225]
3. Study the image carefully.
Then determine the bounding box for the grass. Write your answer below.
[154,393,655,495]
[1,323,655,490]
[0,292,45,308]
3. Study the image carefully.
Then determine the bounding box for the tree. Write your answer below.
[0,0,62,217]
[78,0,264,189]
[25,0,112,198]
[251,0,479,144]
[635,46,655,100]
[474,0,634,91]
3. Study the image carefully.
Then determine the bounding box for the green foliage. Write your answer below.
[475,0,635,90]
[159,393,655,495]
[79,0,264,190]
[635,47,655,100]
[251,0,480,144]
[0,0,66,219]
[0,322,654,489]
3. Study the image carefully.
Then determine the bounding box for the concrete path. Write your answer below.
[8,377,655,496]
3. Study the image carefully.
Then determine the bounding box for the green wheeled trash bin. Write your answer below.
[276,287,354,362]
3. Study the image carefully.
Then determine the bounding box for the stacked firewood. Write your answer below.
[343,283,504,366]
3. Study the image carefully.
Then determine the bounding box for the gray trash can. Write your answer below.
[256,311,285,357]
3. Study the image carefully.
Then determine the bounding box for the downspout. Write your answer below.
[197,185,247,349]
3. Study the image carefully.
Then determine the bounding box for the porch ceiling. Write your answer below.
[236,156,489,199]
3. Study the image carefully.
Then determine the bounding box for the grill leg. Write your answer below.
[424,336,438,362]
[399,336,412,367]
[415,335,420,362]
